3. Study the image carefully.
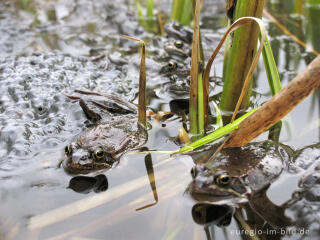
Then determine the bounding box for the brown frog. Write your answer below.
[188,141,289,204]
[163,21,193,59]
[159,60,190,77]
[164,20,193,44]
[62,90,147,174]
[164,39,191,58]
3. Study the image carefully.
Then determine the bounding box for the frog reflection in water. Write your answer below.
[188,141,288,203]
[63,90,147,174]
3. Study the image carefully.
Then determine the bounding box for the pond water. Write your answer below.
[0,0,319,239]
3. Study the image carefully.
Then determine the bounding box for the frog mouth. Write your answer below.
[62,159,116,174]
[192,184,245,197]
[188,183,249,204]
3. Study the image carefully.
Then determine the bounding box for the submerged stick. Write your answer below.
[224,55,320,148]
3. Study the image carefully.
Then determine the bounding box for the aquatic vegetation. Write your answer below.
[136,0,158,33]
[179,0,320,156]
[184,16,267,151]
[220,0,265,119]
[176,109,257,154]
[189,0,203,136]
[171,0,194,26]
[225,56,320,147]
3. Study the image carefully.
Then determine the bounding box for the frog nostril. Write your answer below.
[78,156,91,165]
[70,151,90,164]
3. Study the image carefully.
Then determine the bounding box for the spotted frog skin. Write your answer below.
[62,90,147,174]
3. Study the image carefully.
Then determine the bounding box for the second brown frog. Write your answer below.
[187,141,297,229]
[188,141,290,203]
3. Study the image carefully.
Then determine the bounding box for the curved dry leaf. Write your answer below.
[203,17,266,123]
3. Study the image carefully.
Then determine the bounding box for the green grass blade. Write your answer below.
[198,72,204,136]
[137,3,144,19]
[177,109,257,154]
[146,0,154,18]
[307,0,320,4]
[137,3,145,26]
[211,101,223,128]
[140,109,257,155]
[170,0,179,20]
[145,0,156,31]
[180,0,193,26]
[261,34,282,141]
[261,34,282,96]
[171,0,184,21]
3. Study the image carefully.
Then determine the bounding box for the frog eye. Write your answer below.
[190,166,197,178]
[173,22,181,30]
[174,40,183,49]
[216,173,231,186]
[94,150,105,160]
[168,61,177,70]
[65,145,72,156]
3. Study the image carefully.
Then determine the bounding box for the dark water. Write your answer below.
[0,0,319,239]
